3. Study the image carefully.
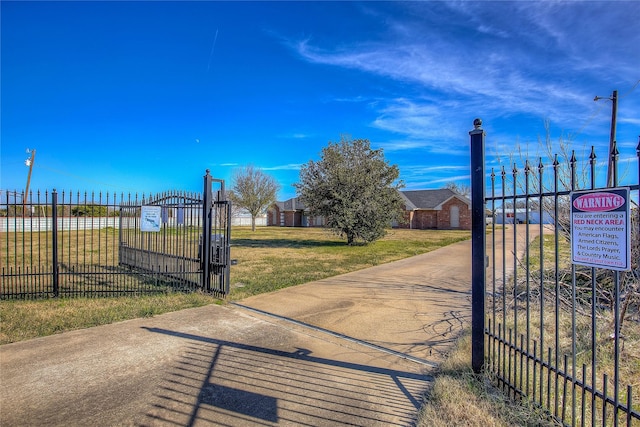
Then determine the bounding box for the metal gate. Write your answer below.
[1,170,231,299]
[470,119,639,426]
[118,170,231,297]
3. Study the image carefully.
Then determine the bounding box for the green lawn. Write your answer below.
[0,226,470,344]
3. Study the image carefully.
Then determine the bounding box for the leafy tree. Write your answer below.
[295,136,405,245]
[228,165,280,231]
[71,204,107,217]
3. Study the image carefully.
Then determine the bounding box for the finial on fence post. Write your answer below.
[473,118,482,130]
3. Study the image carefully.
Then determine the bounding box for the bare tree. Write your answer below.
[228,165,280,231]
[444,182,471,198]
[494,119,587,239]
[496,119,638,328]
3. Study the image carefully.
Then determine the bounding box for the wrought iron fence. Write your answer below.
[471,120,640,426]
[1,171,231,299]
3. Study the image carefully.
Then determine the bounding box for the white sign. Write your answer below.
[140,206,162,232]
[570,188,630,271]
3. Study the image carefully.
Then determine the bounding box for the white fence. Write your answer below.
[0,217,124,232]
[1,215,266,232]
[231,215,266,227]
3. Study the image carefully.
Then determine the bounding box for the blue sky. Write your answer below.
[2,1,639,201]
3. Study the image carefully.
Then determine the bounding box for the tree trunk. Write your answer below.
[346,232,354,245]
[251,215,256,232]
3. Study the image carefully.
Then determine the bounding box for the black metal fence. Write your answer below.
[1,170,231,299]
[471,120,640,426]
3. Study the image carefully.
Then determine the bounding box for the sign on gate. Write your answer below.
[119,172,232,296]
[140,205,162,232]
[570,187,631,271]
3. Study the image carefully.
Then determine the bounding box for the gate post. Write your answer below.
[224,199,232,295]
[52,189,59,297]
[202,170,213,291]
[470,118,486,373]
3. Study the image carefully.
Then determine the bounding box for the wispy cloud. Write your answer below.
[286,1,640,150]
[261,164,302,171]
[404,174,471,190]
[370,99,452,137]
[278,132,313,140]
[404,165,468,174]
[397,163,470,189]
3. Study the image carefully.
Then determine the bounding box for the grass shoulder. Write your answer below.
[0,292,221,345]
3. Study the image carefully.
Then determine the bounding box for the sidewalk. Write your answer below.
[0,227,531,426]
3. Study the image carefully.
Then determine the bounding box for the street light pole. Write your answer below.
[594,90,618,187]
[23,149,36,215]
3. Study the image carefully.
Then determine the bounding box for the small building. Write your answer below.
[267,197,325,227]
[398,189,471,230]
[494,208,553,224]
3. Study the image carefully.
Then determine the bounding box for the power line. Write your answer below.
[592,90,618,187]
[573,99,609,137]
[618,79,640,99]
[573,79,639,138]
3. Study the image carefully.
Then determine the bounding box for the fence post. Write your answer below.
[202,170,213,291]
[470,118,486,373]
[52,189,59,297]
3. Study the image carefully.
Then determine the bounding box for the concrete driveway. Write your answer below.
[0,227,532,426]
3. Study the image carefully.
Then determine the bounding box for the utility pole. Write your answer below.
[23,149,36,215]
[594,90,618,187]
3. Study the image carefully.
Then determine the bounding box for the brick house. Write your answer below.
[398,189,471,230]
[268,189,470,230]
[267,197,325,227]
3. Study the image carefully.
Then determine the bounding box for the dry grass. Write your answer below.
[486,306,640,424]
[418,332,560,427]
[485,232,640,425]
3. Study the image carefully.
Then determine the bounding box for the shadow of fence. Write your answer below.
[139,327,432,426]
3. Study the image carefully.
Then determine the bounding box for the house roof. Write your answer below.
[275,197,307,211]
[275,189,471,212]
[400,189,470,210]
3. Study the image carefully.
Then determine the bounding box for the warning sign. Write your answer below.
[570,188,631,271]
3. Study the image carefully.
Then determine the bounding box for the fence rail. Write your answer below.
[470,121,640,426]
